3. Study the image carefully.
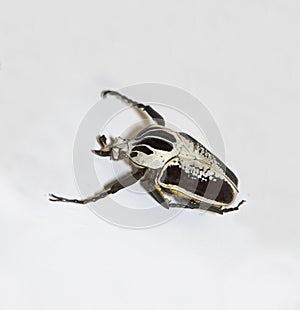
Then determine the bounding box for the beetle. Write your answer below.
[49,90,245,214]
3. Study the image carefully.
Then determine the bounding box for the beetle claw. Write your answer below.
[101,90,110,98]
[49,193,68,202]
[221,199,246,213]
[48,193,86,204]
[49,193,64,202]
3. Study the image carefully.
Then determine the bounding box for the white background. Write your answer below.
[1,0,300,309]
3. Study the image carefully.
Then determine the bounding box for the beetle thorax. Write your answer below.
[126,125,181,169]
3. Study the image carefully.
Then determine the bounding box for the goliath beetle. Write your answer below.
[49,90,245,214]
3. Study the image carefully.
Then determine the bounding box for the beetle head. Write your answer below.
[110,137,129,160]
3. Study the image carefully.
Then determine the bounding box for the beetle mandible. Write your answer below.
[49,90,245,214]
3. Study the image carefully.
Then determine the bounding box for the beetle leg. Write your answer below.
[204,205,224,214]
[221,199,246,213]
[168,201,224,214]
[49,168,147,205]
[101,90,165,126]
[172,199,246,214]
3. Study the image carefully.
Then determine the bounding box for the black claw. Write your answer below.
[221,199,246,213]
[101,90,113,98]
[49,193,69,202]
[49,193,63,202]
[239,199,246,205]
[49,193,86,204]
